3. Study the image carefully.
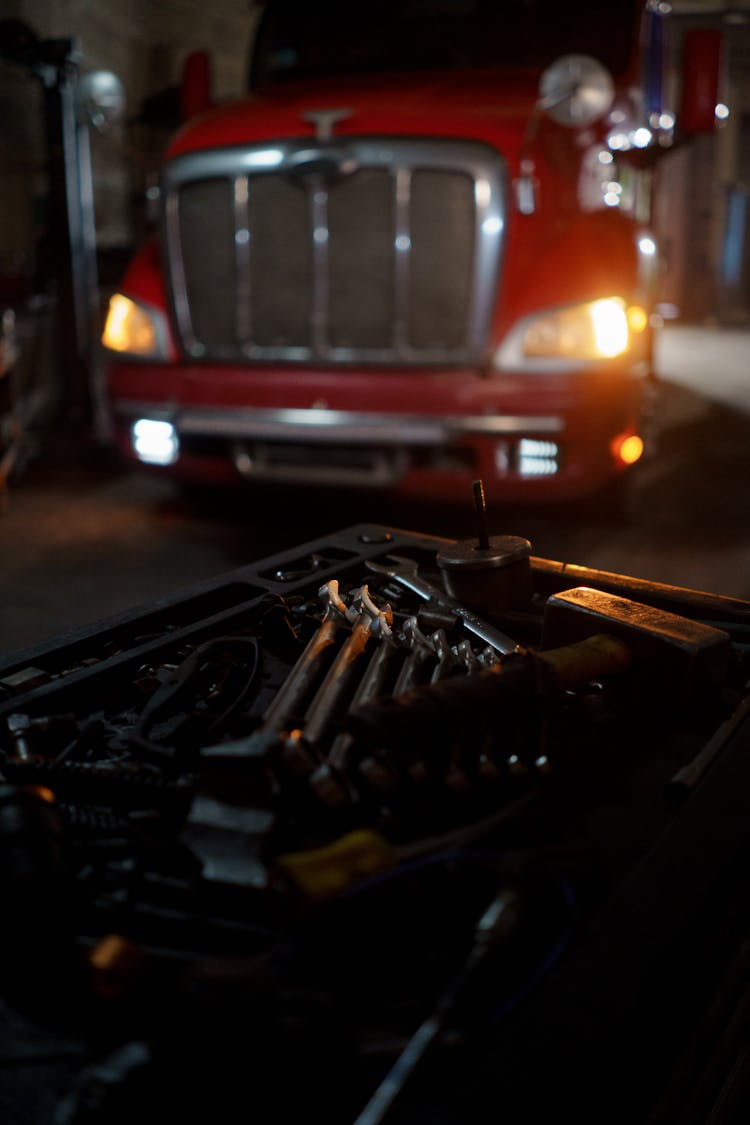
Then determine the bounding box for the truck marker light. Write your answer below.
[611,433,644,466]
[102,294,162,357]
[627,305,649,334]
[132,419,179,466]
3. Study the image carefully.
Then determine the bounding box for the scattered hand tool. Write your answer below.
[261,579,345,734]
[391,617,436,697]
[301,586,392,748]
[353,888,522,1125]
[531,556,750,627]
[435,479,533,614]
[364,555,521,655]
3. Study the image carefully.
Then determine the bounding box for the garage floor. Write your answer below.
[0,426,483,655]
[2,433,279,654]
[4,323,750,658]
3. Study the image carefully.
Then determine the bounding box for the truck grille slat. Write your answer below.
[177,179,236,351]
[409,170,475,350]
[164,140,504,364]
[234,176,252,345]
[250,174,313,349]
[328,169,395,350]
[393,167,412,353]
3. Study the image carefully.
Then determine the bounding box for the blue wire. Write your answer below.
[488,876,577,1024]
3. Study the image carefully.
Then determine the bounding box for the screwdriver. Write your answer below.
[352,888,520,1125]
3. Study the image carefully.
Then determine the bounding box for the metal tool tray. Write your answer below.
[2,523,750,1125]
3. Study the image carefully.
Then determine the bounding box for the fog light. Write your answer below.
[518,438,559,477]
[131,419,179,466]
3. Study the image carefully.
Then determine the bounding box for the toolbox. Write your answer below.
[3,521,750,1123]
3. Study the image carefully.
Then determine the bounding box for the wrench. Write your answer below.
[365,555,521,656]
[261,580,344,733]
[429,629,458,683]
[302,586,392,747]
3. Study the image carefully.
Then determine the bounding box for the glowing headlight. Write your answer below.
[494,298,647,371]
[102,294,167,358]
[524,298,628,359]
[131,419,179,465]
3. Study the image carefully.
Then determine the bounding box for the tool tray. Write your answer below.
[2,523,750,1124]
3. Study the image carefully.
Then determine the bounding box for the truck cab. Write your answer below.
[102,0,702,502]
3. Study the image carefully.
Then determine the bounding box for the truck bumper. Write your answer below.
[106,360,648,501]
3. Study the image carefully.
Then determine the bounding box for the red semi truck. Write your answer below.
[101,0,719,502]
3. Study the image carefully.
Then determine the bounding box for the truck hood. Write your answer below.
[166,71,542,164]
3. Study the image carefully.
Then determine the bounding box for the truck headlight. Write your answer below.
[494,298,647,371]
[102,294,168,358]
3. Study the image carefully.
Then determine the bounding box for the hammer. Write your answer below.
[347,587,731,749]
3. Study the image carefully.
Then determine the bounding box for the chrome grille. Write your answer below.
[163,140,505,364]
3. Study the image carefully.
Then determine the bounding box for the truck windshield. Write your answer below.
[250,0,639,90]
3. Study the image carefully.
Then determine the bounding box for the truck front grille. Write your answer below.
[163,140,505,365]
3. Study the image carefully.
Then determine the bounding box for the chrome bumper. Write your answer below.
[115,403,563,446]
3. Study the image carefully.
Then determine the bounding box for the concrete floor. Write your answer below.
[0,438,260,653]
[2,323,750,656]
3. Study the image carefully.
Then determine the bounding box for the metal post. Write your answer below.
[38,37,101,423]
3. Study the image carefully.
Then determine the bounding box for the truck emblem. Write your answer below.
[302,108,353,142]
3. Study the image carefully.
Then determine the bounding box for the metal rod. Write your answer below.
[472,478,490,550]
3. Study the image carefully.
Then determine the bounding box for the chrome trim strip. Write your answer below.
[393,167,412,352]
[310,178,330,354]
[114,402,563,443]
[164,192,198,355]
[161,139,505,365]
[234,175,252,346]
[472,175,504,343]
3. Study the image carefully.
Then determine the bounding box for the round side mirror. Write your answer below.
[76,70,126,131]
[538,54,614,127]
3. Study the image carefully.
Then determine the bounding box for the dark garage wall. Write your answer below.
[0,0,258,271]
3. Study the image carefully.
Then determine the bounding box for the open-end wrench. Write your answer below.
[261,579,344,733]
[392,617,436,697]
[365,555,521,656]
[325,623,397,777]
[302,586,392,748]
[429,629,458,683]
